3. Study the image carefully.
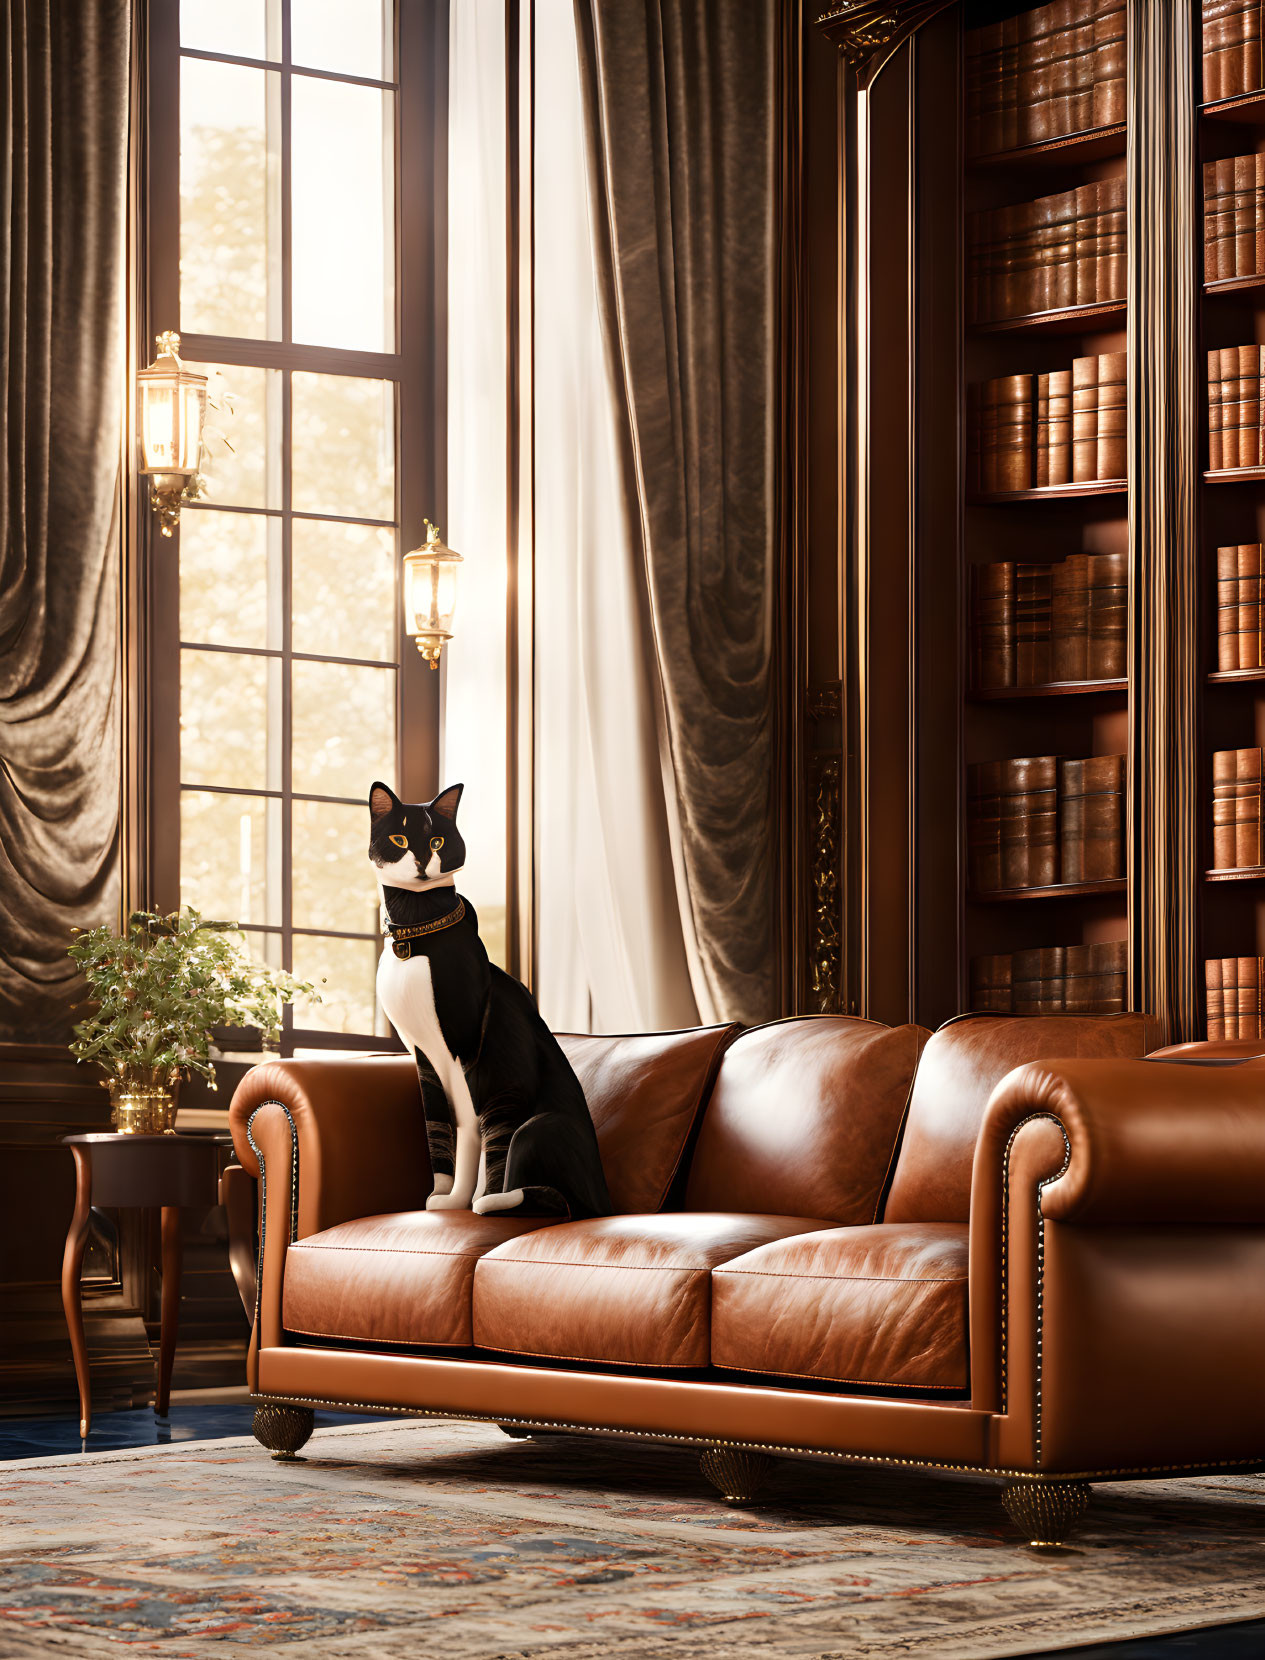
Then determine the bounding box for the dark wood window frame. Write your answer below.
[140,0,448,1053]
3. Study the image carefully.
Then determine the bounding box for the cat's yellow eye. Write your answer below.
[430,836,444,851]
[389,834,408,849]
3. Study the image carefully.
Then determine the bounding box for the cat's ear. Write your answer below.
[430,783,464,822]
[369,781,398,820]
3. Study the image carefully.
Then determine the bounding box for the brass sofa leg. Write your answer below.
[253,1403,315,1460]
[700,1444,775,1504]
[1002,1479,1091,1547]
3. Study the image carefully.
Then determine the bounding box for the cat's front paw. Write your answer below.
[472,1189,525,1215]
[426,1192,471,1211]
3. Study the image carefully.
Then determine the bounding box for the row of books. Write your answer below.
[971,552,1127,690]
[1208,346,1265,470]
[1204,154,1265,282]
[1212,748,1264,870]
[968,754,1125,893]
[971,941,1127,1015]
[1203,0,1265,102]
[1206,956,1265,1038]
[967,178,1125,324]
[969,355,1126,495]
[1216,544,1265,669]
[965,0,1126,158]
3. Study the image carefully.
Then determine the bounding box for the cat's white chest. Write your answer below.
[377,947,456,1076]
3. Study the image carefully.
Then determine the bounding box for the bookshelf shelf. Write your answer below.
[970,480,1127,504]
[1204,273,1265,298]
[968,123,1126,169]
[1201,91,1265,126]
[1206,866,1265,883]
[970,878,1127,903]
[1208,668,1265,685]
[970,301,1126,337]
[969,678,1128,701]
[1204,467,1265,484]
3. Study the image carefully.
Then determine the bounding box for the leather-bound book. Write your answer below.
[970,953,1013,1014]
[1020,6,1054,146]
[1064,943,1093,1013]
[1047,368,1072,484]
[1051,553,1090,680]
[1087,551,1128,679]
[1092,2,1126,129]
[1206,956,1225,1040]
[1204,157,1234,281]
[1213,749,1239,868]
[1094,938,1127,1013]
[1015,563,1053,684]
[1235,151,1257,275]
[1011,948,1044,1016]
[1238,955,1260,1039]
[1256,151,1265,275]
[1029,192,1057,315]
[1217,544,1241,670]
[995,373,1035,492]
[1048,188,1078,311]
[1001,755,1060,889]
[1096,351,1127,480]
[1208,347,1226,470]
[1060,753,1125,883]
[1100,173,1126,300]
[1048,1,1077,136]
[1001,15,1021,151]
[968,760,1004,892]
[1222,956,1240,1038]
[1204,0,1245,102]
[1072,14,1095,133]
[1237,542,1262,669]
[971,561,1016,689]
[1237,747,1264,868]
[1035,374,1052,486]
[1074,181,1098,304]
[1238,343,1261,468]
[1072,355,1099,481]
[965,24,996,156]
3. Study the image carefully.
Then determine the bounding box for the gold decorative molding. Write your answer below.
[809,754,843,1012]
[1127,0,1199,1043]
[815,0,954,75]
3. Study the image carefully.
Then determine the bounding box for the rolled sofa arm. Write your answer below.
[975,1055,1265,1226]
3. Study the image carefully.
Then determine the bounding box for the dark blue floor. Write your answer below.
[1,1407,1261,1658]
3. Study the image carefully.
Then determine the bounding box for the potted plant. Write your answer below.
[68,908,317,1134]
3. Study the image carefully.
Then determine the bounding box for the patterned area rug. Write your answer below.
[0,1418,1263,1659]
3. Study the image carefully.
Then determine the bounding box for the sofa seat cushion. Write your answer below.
[283,1212,547,1349]
[472,1213,835,1369]
[711,1223,970,1393]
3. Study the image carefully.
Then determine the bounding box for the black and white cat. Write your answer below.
[369,781,609,1219]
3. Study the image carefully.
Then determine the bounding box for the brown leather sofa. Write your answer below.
[224,1011,1265,1546]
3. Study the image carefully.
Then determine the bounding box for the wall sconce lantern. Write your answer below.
[402,521,462,668]
[137,331,208,536]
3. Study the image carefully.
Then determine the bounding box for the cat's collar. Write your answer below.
[386,899,466,959]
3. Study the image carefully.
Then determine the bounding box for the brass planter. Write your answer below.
[105,1071,181,1135]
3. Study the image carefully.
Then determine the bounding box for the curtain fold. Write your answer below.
[0,0,129,1040]
[573,0,779,1028]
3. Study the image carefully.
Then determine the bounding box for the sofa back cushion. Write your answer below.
[683,1017,931,1223]
[557,1025,738,1213]
[884,1012,1163,1224]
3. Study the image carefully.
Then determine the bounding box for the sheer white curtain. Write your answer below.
[531,0,699,1034]
[446,0,701,1032]
[444,0,510,967]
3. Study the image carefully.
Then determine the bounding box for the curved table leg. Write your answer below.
[157,1206,182,1417]
[61,1146,93,1439]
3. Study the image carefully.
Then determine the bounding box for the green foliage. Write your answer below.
[67,908,318,1087]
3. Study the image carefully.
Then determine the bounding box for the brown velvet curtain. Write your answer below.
[0,0,130,1041]
[573,0,779,1027]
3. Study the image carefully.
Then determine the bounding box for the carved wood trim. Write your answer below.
[816,0,955,80]
[808,752,844,1012]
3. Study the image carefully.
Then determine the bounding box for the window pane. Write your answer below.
[180,510,280,649]
[292,800,380,933]
[292,661,395,797]
[180,59,281,339]
[181,648,282,790]
[181,790,282,927]
[292,520,396,661]
[180,0,271,59]
[292,78,394,353]
[186,363,282,509]
[291,0,392,81]
[292,934,385,1036]
[292,373,394,520]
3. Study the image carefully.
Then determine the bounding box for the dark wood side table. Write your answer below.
[61,1133,232,1438]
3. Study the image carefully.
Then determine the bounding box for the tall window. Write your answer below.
[147,0,442,1047]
